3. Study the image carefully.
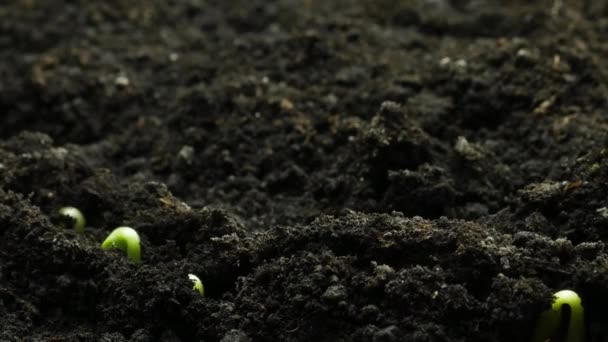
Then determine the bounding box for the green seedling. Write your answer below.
[101,227,141,263]
[188,274,204,296]
[58,206,86,233]
[532,289,584,342]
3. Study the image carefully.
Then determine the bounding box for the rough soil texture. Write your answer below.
[2,0,608,341]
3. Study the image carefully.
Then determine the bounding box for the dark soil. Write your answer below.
[2,0,608,341]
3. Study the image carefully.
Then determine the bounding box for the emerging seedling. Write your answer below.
[188,274,204,296]
[101,227,141,263]
[58,206,86,233]
[532,289,584,342]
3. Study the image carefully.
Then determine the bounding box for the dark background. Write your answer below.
[1,1,608,341]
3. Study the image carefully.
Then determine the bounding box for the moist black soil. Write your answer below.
[2,1,608,341]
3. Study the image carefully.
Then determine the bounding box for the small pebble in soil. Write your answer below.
[322,284,347,301]
[178,145,195,165]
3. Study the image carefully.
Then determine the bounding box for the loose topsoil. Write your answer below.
[2,0,608,341]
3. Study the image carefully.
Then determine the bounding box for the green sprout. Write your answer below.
[101,227,141,263]
[58,206,86,233]
[532,289,584,342]
[188,274,204,296]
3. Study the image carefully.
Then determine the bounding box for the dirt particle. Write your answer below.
[373,325,402,342]
[322,285,347,301]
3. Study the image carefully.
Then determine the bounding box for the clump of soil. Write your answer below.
[2,0,608,341]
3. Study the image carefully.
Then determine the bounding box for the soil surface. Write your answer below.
[2,0,608,341]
